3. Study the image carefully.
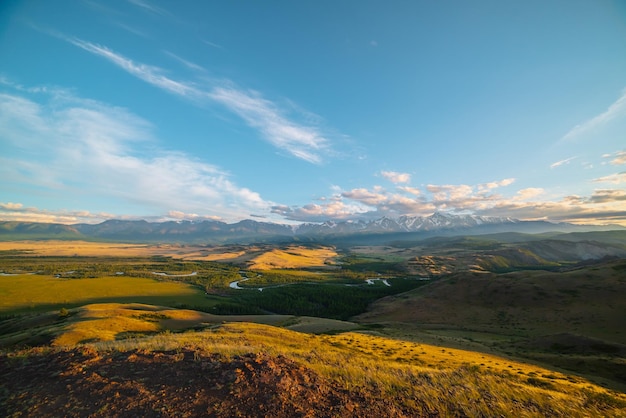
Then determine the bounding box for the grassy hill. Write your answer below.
[357,259,626,391]
[2,316,625,417]
[1,241,625,416]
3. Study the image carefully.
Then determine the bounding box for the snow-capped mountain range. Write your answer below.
[294,212,518,235]
[2,212,622,243]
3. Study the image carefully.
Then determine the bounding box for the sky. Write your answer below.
[1,0,626,226]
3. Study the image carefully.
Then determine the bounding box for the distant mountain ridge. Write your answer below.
[0,213,623,243]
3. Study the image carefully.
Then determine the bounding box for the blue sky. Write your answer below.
[1,0,625,226]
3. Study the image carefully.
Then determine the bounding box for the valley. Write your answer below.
[1,229,625,416]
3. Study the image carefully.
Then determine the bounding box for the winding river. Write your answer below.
[228,275,407,291]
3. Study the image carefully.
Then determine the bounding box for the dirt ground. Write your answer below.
[0,347,420,418]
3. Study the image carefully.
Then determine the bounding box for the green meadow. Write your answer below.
[0,274,222,313]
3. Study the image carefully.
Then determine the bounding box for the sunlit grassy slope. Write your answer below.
[57,318,626,416]
[248,246,338,270]
[2,301,626,415]
[0,275,216,313]
[0,303,358,348]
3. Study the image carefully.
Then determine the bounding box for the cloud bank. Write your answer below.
[0,88,271,222]
[272,174,626,226]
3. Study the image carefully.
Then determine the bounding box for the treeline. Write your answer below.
[232,278,427,320]
[0,256,241,288]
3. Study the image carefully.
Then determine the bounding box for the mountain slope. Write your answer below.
[2,214,623,243]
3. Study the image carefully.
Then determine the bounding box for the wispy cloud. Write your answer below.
[114,22,149,38]
[380,170,411,184]
[0,88,271,222]
[67,38,199,98]
[202,39,223,49]
[209,87,330,164]
[550,156,577,169]
[562,88,626,140]
[127,0,170,17]
[591,172,626,184]
[62,36,333,163]
[602,150,626,166]
[163,50,205,72]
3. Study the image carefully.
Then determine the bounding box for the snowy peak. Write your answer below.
[5,213,617,244]
[294,213,521,235]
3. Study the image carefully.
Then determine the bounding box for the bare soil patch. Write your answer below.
[0,348,411,418]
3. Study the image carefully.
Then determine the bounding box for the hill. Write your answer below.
[2,320,625,417]
[1,239,626,415]
[357,259,626,390]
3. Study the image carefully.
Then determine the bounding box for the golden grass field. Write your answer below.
[0,274,212,313]
[0,241,159,257]
[248,245,338,270]
[0,241,245,261]
[0,241,339,268]
[23,301,624,416]
[87,320,626,417]
[47,303,359,346]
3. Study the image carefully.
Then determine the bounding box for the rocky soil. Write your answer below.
[0,348,425,417]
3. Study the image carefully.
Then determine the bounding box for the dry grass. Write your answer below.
[0,241,245,261]
[91,322,626,417]
[6,301,625,415]
[176,251,246,261]
[0,241,157,257]
[53,308,160,346]
[0,275,208,312]
[248,246,338,270]
[0,301,361,348]
[42,303,357,346]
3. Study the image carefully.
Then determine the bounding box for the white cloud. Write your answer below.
[591,172,626,184]
[341,187,389,206]
[397,186,421,196]
[0,90,271,222]
[380,171,411,184]
[276,176,626,226]
[514,188,544,201]
[426,184,474,203]
[271,201,369,222]
[562,89,626,140]
[0,202,116,224]
[602,150,626,166]
[474,188,626,225]
[63,36,333,163]
[209,87,330,164]
[477,178,515,191]
[0,202,23,210]
[166,210,222,221]
[550,156,577,169]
